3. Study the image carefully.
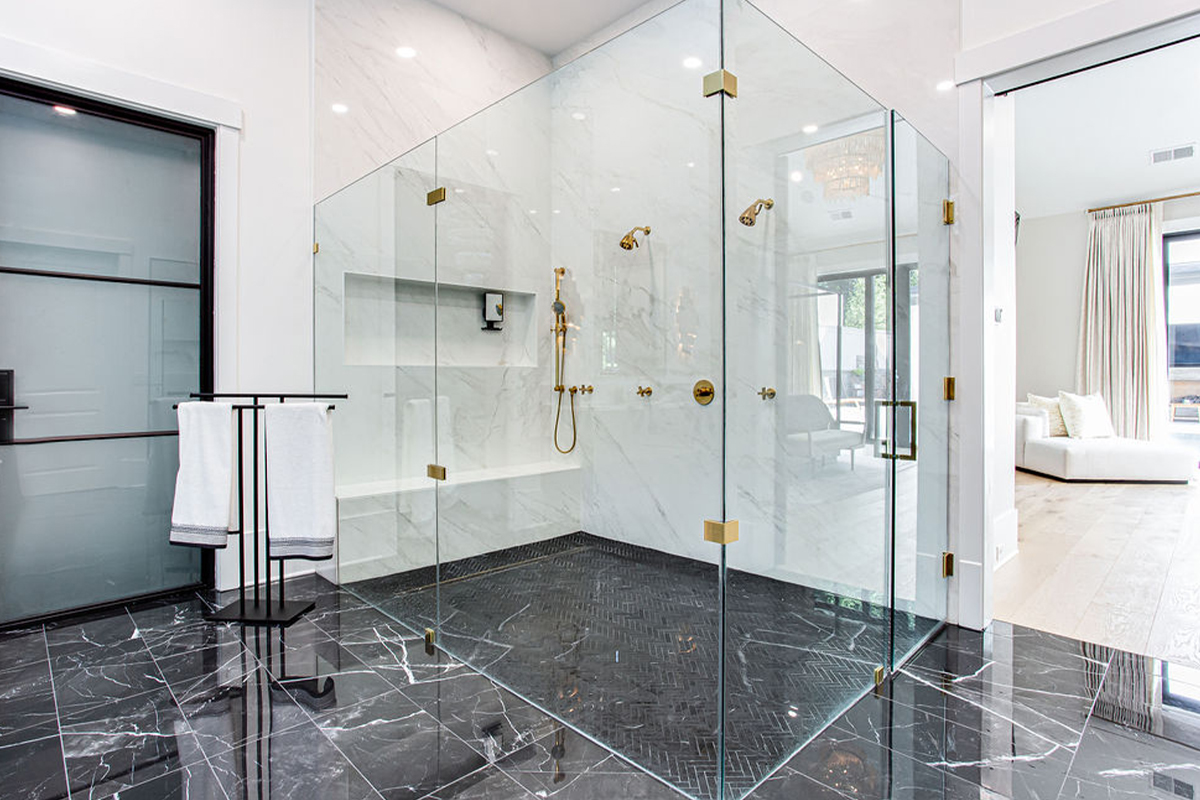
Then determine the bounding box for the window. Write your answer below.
[1166,232,1200,370]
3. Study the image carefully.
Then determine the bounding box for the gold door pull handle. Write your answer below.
[637,386,653,397]
[757,387,776,400]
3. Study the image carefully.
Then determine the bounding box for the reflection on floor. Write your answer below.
[2,576,1197,799]
[347,533,938,799]
[997,470,1200,666]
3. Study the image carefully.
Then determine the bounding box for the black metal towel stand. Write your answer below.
[177,391,348,627]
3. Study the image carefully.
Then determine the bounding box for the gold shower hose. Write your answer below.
[553,328,577,454]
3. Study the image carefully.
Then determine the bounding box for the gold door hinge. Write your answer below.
[942,200,955,225]
[424,627,436,656]
[703,70,738,98]
[427,187,447,205]
[943,376,956,401]
[427,463,447,481]
[942,551,955,578]
[703,519,739,545]
[874,665,886,686]
[313,242,320,254]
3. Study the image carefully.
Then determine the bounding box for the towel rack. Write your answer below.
[176,391,348,627]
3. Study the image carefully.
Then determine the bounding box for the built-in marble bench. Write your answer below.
[333,461,581,583]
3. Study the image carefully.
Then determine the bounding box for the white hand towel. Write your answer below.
[170,401,235,548]
[265,403,336,560]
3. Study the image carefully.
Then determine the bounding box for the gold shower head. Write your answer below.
[619,226,651,250]
[739,198,774,227]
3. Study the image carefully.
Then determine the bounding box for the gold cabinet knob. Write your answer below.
[758,387,776,400]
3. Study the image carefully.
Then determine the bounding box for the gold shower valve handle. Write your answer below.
[758,387,777,400]
[580,385,594,395]
[637,386,653,397]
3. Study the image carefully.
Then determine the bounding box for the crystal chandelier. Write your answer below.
[805,129,884,201]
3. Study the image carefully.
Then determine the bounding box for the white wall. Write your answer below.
[1014,212,1088,399]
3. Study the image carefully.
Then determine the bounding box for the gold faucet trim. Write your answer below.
[637,386,653,397]
[758,387,777,400]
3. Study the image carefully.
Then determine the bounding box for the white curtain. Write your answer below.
[1077,203,1167,440]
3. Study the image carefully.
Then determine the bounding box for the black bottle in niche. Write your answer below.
[482,292,504,331]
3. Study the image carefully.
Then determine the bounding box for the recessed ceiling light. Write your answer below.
[789,170,804,183]
[802,124,818,134]
[686,161,695,168]
[552,209,561,214]
[331,103,349,114]
[936,79,954,92]
[610,187,621,193]
[52,105,77,116]
[454,188,465,194]
[486,149,499,157]
[529,209,538,215]
[395,46,417,58]
[682,56,703,69]
[571,111,587,121]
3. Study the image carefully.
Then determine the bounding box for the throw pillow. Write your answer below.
[1027,393,1068,437]
[1057,391,1115,438]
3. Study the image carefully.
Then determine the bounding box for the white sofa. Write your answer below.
[1015,403,1196,483]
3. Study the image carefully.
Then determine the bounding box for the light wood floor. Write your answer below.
[996,470,1200,667]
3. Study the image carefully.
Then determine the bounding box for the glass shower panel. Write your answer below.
[313,140,439,625]
[889,113,951,664]
[431,0,725,796]
[722,1,891,794]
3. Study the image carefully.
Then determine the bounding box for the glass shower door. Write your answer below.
[889,113,951,664]
[721,2,892,795]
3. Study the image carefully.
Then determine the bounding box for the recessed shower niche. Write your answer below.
[315,0,952,797]
[342,272,537,367]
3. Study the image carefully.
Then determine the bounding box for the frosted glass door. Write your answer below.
[0,85,208,623]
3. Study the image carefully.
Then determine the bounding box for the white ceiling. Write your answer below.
[1016,36,1200,219]
[430,0,660,56]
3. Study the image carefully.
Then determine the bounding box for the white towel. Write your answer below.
[170,401,235,548]
[265,403,336,560]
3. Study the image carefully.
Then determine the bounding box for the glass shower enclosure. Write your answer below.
[314,1,951,797]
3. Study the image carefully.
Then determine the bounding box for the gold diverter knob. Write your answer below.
[637,386,653,397]
[758,387,776,400]
[693,380,715,406]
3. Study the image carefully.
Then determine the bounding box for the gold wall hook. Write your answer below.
[739,198,774,227]
[757,387,776,400]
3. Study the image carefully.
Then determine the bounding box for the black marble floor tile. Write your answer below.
[499,728,686,799]
[179,664,311,757]
[86,759,228,800]
[312,691,483,800]
[425,765,537,799]
[60,688,196,797]
[203,718,385,800]
[400,669,557,761]
[349,533,932,799]
[0,732,70,800]
[0,627,48,672]
[0,661,59,747]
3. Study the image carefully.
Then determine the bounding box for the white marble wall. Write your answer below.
[315,0,552,200]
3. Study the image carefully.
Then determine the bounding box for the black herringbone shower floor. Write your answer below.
[347,533,938,799]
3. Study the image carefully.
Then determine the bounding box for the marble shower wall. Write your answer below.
[315,0,551,200]
[555,0,726,565]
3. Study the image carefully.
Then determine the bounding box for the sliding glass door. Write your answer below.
[0,80,213,625]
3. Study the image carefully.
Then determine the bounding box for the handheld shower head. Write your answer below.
[619,226,651,250]
[738,198,774,227]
